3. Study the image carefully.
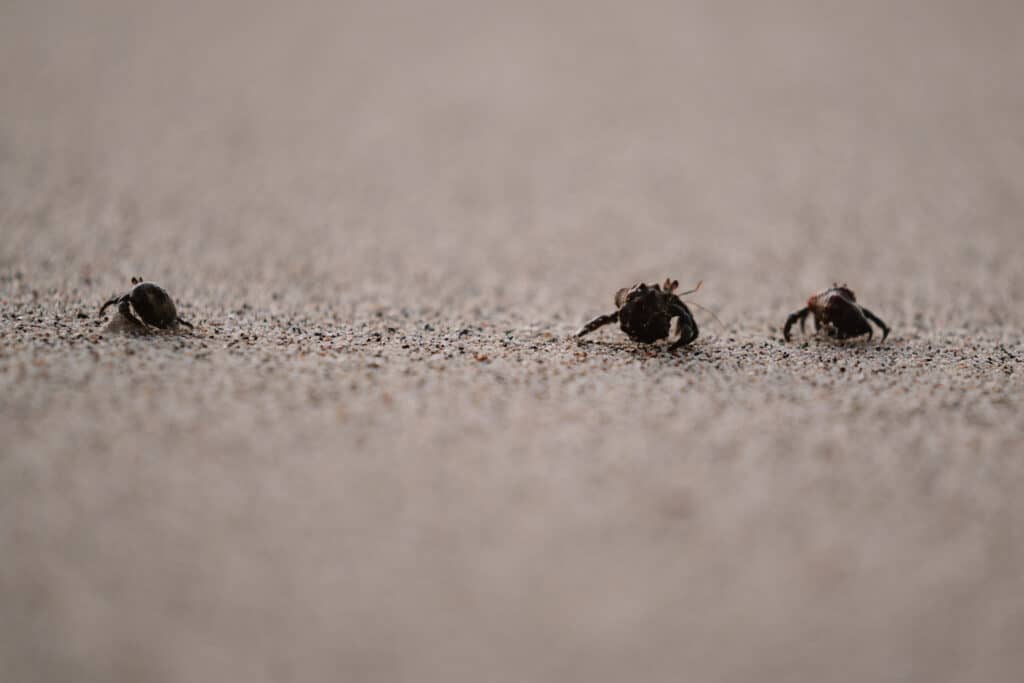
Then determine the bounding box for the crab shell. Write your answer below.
[809,285,856,310]
[615,281,692,344]
[128,281,181,328]
[808,286,861,332]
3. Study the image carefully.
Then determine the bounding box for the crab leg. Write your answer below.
[98,295,125,318]
[668,317,699,350]
[783,307,810,341]
[576,312,619,338]
[860,307,890,341]
[117,298,147,329]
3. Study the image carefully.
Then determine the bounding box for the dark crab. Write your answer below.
[99,277,193,330]
[783,284,889,342]
[576,278,700,350]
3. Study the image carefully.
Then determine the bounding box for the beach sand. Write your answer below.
[2,1,1023,681]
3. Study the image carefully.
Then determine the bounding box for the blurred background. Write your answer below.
[4,0,1022,314]
[2,1,1022,681]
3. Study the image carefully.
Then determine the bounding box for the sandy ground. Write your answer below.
[2,1,1023,681]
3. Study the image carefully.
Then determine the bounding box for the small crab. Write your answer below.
[99,277,193,330]
[783,284,889,342]
[576,278,701,350]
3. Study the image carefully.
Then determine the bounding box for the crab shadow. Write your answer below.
[101,312,199,338]
[572,337,709,362]
[793,333,897,353]
[575,332,897,369]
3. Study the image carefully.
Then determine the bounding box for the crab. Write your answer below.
[99,277,193,330]
[576,278,701,350]
[783,284,889,342]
